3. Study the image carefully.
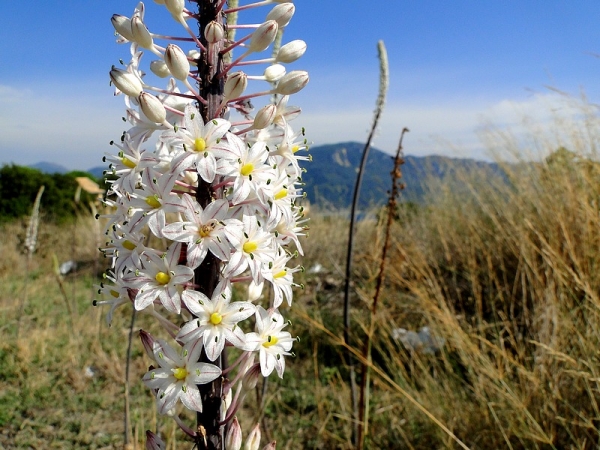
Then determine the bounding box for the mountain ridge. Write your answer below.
[24,142,503,209]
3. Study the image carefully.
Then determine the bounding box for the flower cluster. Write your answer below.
[96,0,308,447]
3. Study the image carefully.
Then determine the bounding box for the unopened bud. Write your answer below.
[264,64,286,82]
[253,104,277,130]
[248,281,264,301]
[165,0,185,17]
[274,70,309,95]
[261,442,276,450]
[139,92,167,123]
[139,330,157,362]
[145,430,166,450]
[150,60,170,78]
[164,44,190,81]
[266,4,295,28]
[110,67,143,97]
[111,14,134,41]
[222,388,232,422]
[249,20,278,53]
[205,21,225,43]
[131,16,154,49]
[188,49,201,60]
[224,72,247,100]
[276,40,306,64]
[225,417,242,450]
[242,363,261,391]
[244,424,261,450]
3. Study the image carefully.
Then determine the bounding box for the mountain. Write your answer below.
[26,143,502,210]
[88,166,108,179]
[29,161,69,174]
[301,142,504,209]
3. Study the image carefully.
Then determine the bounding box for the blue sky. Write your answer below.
[1,1,599,169]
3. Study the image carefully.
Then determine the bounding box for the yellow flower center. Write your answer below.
[121,157,136,169]
[273,270,287,279]
[292,145,300,153]
[210,312,223,325]
[199,223,215,238]
[240,163,254,176]
[274,189,287,200]
[173,367,188,380]
[122,240,136,251]
[263,335,279,348]
[194,137,206,152]
[243,241,258,254]
[145,195,161,209]
[155,272,171,285]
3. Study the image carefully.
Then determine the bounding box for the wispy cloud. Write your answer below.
[1,81,594,171]
[0,82,124,170]
[302,90,598,162]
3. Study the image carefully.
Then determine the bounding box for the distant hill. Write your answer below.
[29,161,69,174]
[301,142,504,209]
[26,142,505,210]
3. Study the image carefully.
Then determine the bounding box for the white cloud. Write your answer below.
[1,81,594,172]
[300,90,599,162]
[0,83,125,170]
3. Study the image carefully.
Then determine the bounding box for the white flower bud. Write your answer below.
[276,40,306,64]
[111,14,134,41]
[109,67,143,97]
[249,20,278,53]
[274,70,309,95]
[261,442,276,450]
[139,92,166,123]
[224,72,248,100]
[164,44,190,81]
[248,280,264,301]
[264,64,286,82]
[266,4,295,28]
[131,16,154,49]
[205,21,225,43]
[225,417,243,450]
[253,104,277,130]
[150,60,170,78]
[244,425,261,450]
[188,49,201,60]
[165,0,185,17]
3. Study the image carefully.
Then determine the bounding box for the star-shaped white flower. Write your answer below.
[124,243,193,314]
[161,193,232,268]
[165,104,233,183]
[244,306,295,378]
[178,284,255,361]
[142,337,221,414]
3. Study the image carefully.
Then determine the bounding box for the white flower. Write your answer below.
[244,306,295,378]
[162,194,234,268]
[128,168,184,236]
[224,215,275,283]
[177,284,255,360]
[124,243,193,314]
[217,137,275,206]
[165,104,233,183]
[142,337,222,414]
[261,250,300,308]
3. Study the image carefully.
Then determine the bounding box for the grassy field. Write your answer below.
[3,110,600,449]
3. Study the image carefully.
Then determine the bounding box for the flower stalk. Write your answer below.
[98,1,309,448]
